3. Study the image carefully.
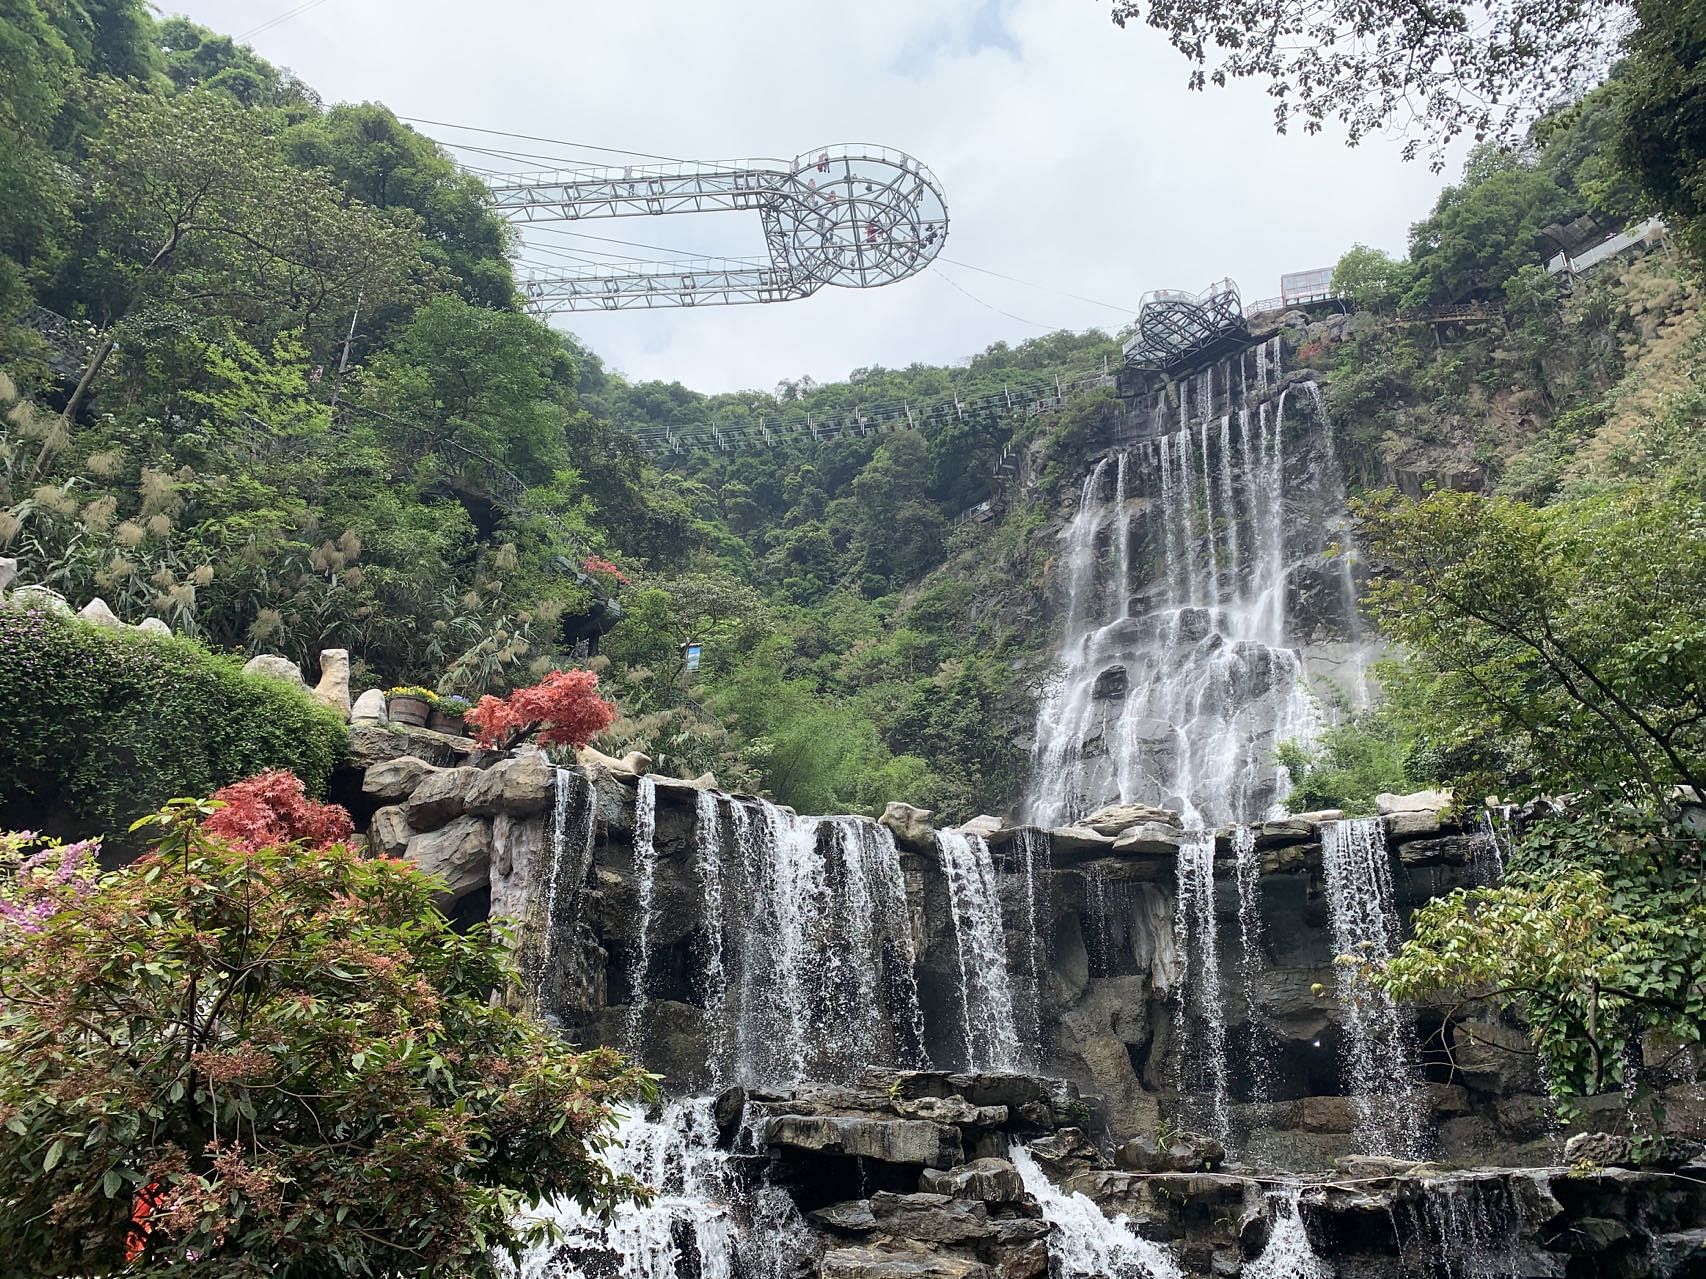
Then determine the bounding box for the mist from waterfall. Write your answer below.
[1025,337,1356,830]
[1320,818,1428,1158]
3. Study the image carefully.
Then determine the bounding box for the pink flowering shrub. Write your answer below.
[200,769,353,852]
[0,832,100,932]
[582,554,629,586]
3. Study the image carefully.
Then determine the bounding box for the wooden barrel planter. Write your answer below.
[427,709,466,736]
[386,695,432,727]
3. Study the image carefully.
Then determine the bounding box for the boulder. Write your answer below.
[1091,665,1129,700]
[402,814,492,903]
[576,744,651,779]
[1048,826,1116,854]
[10,584,71,615]
[819,1247,989,1279]
[363,756,438,804]
[312,648,351,718]
[881,801,937,848]
[1114,1132,1226,1172]
[959,815,1003,840]
[1289,809,1346,824]
[1564,1132,1633,1168]
[369,806,413,858]
[867,1192,995,1244]
[243,653,306,688]
[1377,789,1453,815]
[1256,817,1314,847]
[0,557,15,593]
[919,1158,1025,1204]
[1386,810,1442,840]
[403,765,481,830]
[346,723,464,769]
[465,753,559,817]
[77,597,124,629]
[1083,802,1181,836]
[135,617,172,637]
[1111,822,1183,855]
[811,1200,879,1232]
[1024,1128,1102,1176]
[893,1096,1008,1127]
[350,688,388,724]
[763,1115,963,1169]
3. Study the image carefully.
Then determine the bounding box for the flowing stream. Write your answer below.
[1011,1145,1185,1279]
[938,828,1023,1070]
[1320,817,1427,1157]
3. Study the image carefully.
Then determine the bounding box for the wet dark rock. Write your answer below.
[1091,665,1129,700]
[764,1115,964,1169]
[1113,1132,1226,1172]
[919,1158,1026,1205]
[1565,1131,1633,1166]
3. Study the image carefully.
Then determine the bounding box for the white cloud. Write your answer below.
[179,0,1457,392]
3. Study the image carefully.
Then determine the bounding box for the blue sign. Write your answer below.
[684,643,702,672]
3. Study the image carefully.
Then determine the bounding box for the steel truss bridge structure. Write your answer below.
[484,144,949,312]
[634,368,1115,455]
[1121,279,1250,372]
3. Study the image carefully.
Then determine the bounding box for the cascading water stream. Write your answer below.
[624,775,659,1053]
[693,788,728,1082]
[937,828,1022,1071]
[1172,833,1231,1145]
[532,766,597,1021]
[1026,337,1337,832]
[1010,1145,1185,1279]
[1243,1186,1327,1279]
[1320,818,1428,1158]
[1232,824,1270,1102]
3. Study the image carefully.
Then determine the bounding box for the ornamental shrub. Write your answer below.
[200,770,353,852]
[0,802,654,1277]
[466,668,618,750]
[0,607,348,848]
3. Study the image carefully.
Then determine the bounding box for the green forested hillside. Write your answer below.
[0,2,1114,821]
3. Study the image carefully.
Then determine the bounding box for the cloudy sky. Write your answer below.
[176,0,1459,394]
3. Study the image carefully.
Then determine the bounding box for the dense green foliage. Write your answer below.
[0,6,1125,819]
[1273,710,1418,817]
[0,804,653,1276]
[0,606,347,843]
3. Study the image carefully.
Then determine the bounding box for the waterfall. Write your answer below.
[693,789,728,1082]
[1014,828,1051,1055]
[504,1098,808,1279]
[1243,1187,1327,1279]
[722,800,922,1085]
[534,766,597,1019]
[624,775,659,1053]
[1172,834,1230,1146]
[1320,818,1428,1158]
[1025,337,1343,831]
[1471,805,1516,884]
[1399,1175,1532,1279]
[1010,1145,1185,1279]
[1232,824,1270,1101]
[937,829,1022,1071]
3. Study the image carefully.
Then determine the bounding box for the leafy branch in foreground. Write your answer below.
[1106,0,1628,161]
[0,800,655,1277]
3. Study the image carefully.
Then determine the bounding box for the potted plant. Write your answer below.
[429,694,474,737]
[385,685,437,728]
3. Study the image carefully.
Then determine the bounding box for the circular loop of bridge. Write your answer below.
[778,144,949,290]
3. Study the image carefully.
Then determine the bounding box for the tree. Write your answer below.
[1402,154,1577,306]
[1376,802,1705,1109]
[1330,245,1413,314]
[1616,0,1706,260]
[1358,486,1706,803]
[1104,0,1626,160]
[57,86,427,424]
[0,804,653,1277]
[466,668,619,749]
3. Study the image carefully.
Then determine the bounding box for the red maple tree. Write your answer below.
[200,770,354,852]
[465,668,618,750]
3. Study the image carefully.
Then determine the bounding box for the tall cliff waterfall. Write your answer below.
[1027,338,1366,829]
